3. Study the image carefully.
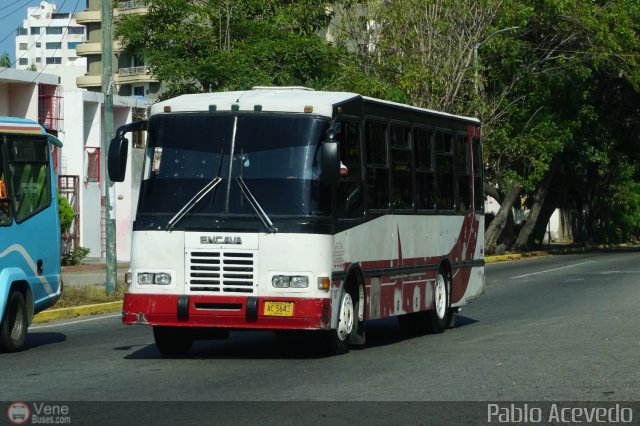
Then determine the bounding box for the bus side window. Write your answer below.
[337,121,364,219]
[9,140,51,223]
[0,167,11,225]
[0,141,11,225]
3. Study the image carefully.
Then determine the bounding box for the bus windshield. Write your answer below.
[137,113,331,224]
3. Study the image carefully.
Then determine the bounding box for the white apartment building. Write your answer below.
[15,1,86,72]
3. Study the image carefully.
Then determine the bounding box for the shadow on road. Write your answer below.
[119,314,478,360]
[24,332,67,349]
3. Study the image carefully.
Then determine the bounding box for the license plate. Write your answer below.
[264,301,294,317]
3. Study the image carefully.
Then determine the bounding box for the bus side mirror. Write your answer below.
[108,120,148,182]
[320,141,339,186]
[108,136,128,182]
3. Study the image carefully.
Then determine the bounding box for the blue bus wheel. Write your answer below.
[0,291,28,352]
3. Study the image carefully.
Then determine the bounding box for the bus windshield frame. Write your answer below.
[136,112,332,228]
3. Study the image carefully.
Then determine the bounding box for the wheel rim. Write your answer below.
[10,303,25,341]
[336,292,354,341]
[434,273,447,320]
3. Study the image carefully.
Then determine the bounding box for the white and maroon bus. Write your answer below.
[108,87,484,356]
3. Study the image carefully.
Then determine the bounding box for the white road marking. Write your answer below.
[512,260,596,279]
[30,313,122,329]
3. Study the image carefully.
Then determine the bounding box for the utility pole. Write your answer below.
[102,0,116,293]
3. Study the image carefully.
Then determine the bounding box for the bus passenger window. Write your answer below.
[337,121,364,219]
[457,136,471,212]
[390,124,412,210]
[435,132,455,211]
[365,121,389,210]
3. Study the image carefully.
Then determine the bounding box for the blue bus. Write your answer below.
[0,117,63,352]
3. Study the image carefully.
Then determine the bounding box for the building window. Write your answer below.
[46,42,62,50]
[133,86,145,96]
[47,27,63,35]
[67,41,81,49]
[85,148,101,182]
[36,57,41,63]
[19,43,28,50]
[36,42,41,48]
[17,28,27,36]
[68,27,84,35]
[18,58,28,65]
[31,27,41,35]
[45,57,62,64]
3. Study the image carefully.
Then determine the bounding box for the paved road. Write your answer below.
[2,249,639,423]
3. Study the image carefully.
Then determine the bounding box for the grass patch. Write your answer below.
[56,283,126,308]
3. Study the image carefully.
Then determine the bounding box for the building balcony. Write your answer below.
[76,74,101,89]
[74,10,101,24]
[75,42,102,56]
[113,39,124,53]
[115,66,157,85]
[114,1,148,17]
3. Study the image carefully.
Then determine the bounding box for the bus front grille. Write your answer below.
[187,251,255,294]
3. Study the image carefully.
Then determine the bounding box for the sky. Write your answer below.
[0,0,79,65]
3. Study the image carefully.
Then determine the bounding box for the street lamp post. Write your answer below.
[473,26,520,96]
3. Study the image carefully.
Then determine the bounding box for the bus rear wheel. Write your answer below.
[426,269,452,334]
[0,290,28,352]
[398,269,451,335]
[153,326,193,357]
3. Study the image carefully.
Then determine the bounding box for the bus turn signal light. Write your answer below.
[318,277,330,290]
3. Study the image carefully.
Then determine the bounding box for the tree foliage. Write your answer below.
[116,0,640,247]
[0,53,11,68]
[115,0,345,97]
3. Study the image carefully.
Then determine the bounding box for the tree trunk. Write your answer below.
[530,169,564,245]
[513,157,561,251]
[484,182,503,204]
[485,182,522,254]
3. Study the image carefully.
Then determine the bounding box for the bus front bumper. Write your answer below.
[122,293,332,330]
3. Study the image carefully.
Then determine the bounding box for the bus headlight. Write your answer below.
[272,275,290,288]
[137,273,154,285]
[290,276,309,288]
[137,272,172,285]
[154,273,172,285]
[272,275,310,289]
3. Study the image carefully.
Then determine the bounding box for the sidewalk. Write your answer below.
[61,257,129,287]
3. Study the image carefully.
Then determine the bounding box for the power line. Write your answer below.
[0,0,36,23]
[0,0,71,74]
[0,0,43,46]
[0,0,28,14]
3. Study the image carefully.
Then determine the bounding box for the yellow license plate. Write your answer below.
[264,301,294,317]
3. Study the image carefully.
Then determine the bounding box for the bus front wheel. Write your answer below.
[0,290,28,352]
[153,326,193,357]
[319,286,355,355]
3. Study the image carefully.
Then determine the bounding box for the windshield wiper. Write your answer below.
[236,177,278,233]
[167,177,223,231]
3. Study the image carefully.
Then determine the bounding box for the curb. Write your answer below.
[485,251,548,264]
[33,301,123,324]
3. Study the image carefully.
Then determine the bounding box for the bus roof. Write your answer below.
[0,116,45,135]
[149,87,480,124]
[0,116,62,146]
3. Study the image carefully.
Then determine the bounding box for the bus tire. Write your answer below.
[153,326,193,357]
[0,290,28,352]
[320,286,355,355]
[426,269,452,334]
